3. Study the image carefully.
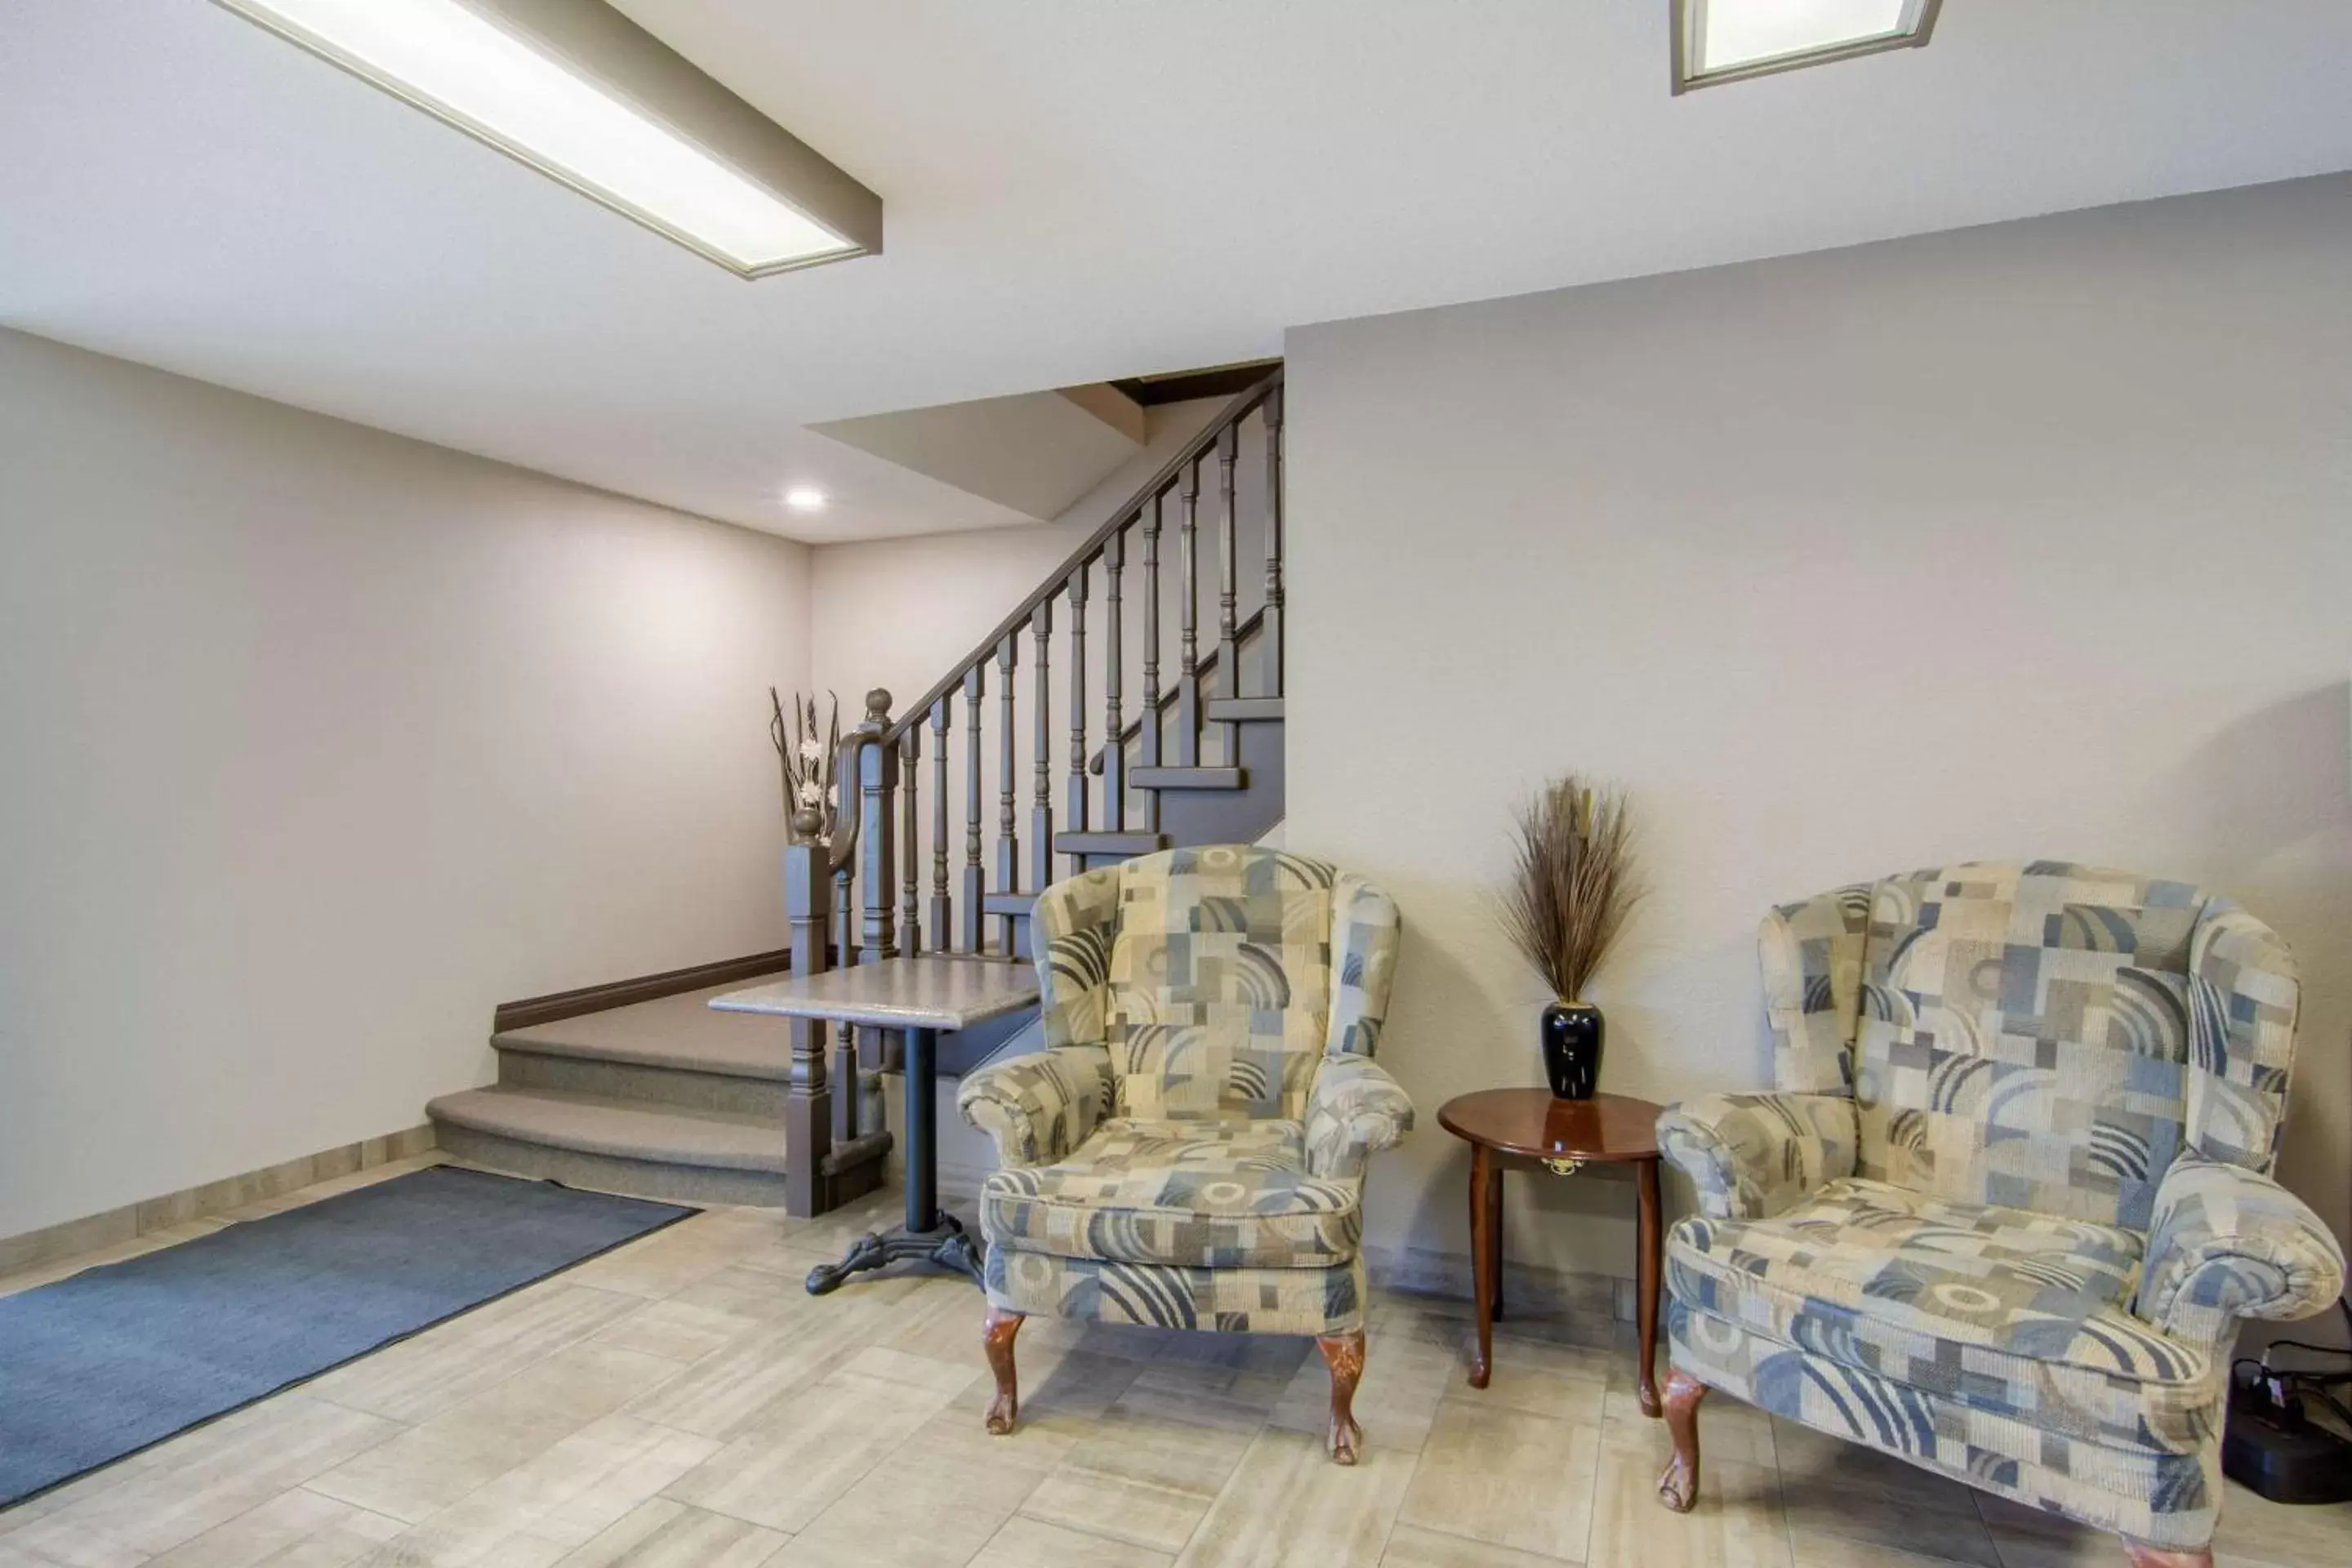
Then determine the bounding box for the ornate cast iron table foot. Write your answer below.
[804,1212,985,1294]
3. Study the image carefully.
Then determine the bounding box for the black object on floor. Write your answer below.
[0,1165,694,1508]
[2224,1364,2352,1504]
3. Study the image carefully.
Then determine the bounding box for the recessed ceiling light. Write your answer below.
[212,0,880,277]
[1671,0,1942,94]
[783,487,827,512]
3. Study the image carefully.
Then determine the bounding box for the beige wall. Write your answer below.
[1285,172,2352,1287]
[0,329,813,1239]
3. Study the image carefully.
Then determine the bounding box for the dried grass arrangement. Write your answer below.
[1499,777,1645,1002]
[770,688,840,842]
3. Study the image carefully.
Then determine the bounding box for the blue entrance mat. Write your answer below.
[0,1165,694,1508]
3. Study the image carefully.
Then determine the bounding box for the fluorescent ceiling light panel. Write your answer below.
[1673,0,1942,92]
[213,0,880,276]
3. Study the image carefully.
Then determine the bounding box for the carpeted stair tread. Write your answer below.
[493,982,793,1080]
[425,1086,786,1173]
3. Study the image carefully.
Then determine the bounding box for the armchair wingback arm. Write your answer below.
[1656,1091,1857,1222]
[1303,1056,1414,1179]
[2136,1151,2346,1351]
[957,1045,1116,1170]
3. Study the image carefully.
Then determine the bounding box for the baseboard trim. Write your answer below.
[493,950,795,1033]
[1362,1243,1636,1324]
[0,1123,440,1279]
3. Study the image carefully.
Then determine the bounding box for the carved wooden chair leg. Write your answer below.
[1316,1331,1367,1465]
[982,1307,1023,1436]
[2121,1543,2213,1568]
[1655,1367,1708,1512]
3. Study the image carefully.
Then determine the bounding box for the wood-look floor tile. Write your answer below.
[1173,1426,1413,1568]
[968,1517,1172,1568]
[659,1369,963,1534]
[308,1344,679,1522]
[141,1487,404,1568]
[918,1348,1143,1471]
[764,1423,1045,1568]
[550,1499,786,1568]
[1395,1401,1600,1561]
[346,1415,715,1566]
[1264,1332,1452,1455]
[305,1285,643,1424]
[1782,1527,1994,1568]
[588,1298,764,1366]
[1585,1442,1789,1568]
[1111,1361,1294,1434]
[619,1303,886,1441]
[1375,1522,1573,1568]
[1018,1413,1256,1554]
[2207,1483,2352,1568]
[6,1399,403,1564]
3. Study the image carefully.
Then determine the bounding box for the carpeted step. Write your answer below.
[491,984,798,1116]
[426,1085,791,1207]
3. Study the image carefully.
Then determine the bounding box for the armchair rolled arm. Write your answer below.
[956,1045,1115,1169]
[1656,1091,1856,1222]
[2136,1152,2346,1350]
[1304,1056,1414,1179]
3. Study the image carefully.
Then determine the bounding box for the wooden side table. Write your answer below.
[1436,1088,1666,1417]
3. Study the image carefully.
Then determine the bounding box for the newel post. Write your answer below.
[782,806,832,1217]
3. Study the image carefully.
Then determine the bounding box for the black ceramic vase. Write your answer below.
[1540,1001,1604,1100]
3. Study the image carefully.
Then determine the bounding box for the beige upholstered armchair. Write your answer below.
[956,844,1411,1463]
[1655,862,2345,1567]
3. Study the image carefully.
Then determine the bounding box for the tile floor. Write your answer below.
[2,1159,2347,1567]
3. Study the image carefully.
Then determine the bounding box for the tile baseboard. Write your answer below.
[0,1123,439,1277]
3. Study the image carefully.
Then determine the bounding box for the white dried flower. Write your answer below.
[797,780,824,807]
[799,737,824,765]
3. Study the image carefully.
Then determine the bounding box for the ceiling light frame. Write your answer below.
[212,0,881,278]
[1670,0,1944,95]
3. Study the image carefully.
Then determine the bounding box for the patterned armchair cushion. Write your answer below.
[980,1118,1361,1269]
[1851,862,2299,1232]
[1668,1178,2220,1454]
[2136,1151,2347,1353]
[1668,1299,2221,1550]
[1759,884,1873,1094]
[1655,1091,1856,1221]
[986,1247,1364,1335]
[957,1045,1116,1169]
[1032,846,1403,1124]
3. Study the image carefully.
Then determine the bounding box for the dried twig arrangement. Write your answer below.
[1499,776,1645,1001]
[769,688,840,841]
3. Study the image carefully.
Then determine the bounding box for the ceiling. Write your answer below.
[4,2,2349,543]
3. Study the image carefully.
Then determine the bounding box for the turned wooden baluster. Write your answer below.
[960,665,984,954]
[1176,460,1201,768]
[898,726,920,956]
[1064,561,1088,875]
[856,689,897,965]
[827,729,862,1138]
[1138,494,1164,831]
[1262,389,1285,697]
[1099,528,1125,840]
[1214,420,1239,757]
[929,700,950,954]
[996,633,1019,953]
[1030,600,1052,897]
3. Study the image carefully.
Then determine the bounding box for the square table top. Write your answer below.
[710,955,1040,1031]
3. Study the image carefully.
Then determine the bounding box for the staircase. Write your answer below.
[429,368,1286,1206]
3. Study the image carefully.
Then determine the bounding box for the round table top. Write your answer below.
[1436,1088,1664,1162]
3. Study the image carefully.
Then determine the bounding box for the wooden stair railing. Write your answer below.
[823,368,1284,956]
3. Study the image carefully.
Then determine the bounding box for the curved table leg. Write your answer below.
[1636,1155,1662,1417]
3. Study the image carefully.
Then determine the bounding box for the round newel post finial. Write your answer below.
[864,688,893,725]
[790,806,826,840]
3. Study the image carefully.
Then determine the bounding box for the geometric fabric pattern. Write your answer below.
[983,1244,1367,1335]
[1668,1297,2223,1549]
[962,845,1410,1339]
[978,1118,1361,1269]
[1662,862,2344,1555]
